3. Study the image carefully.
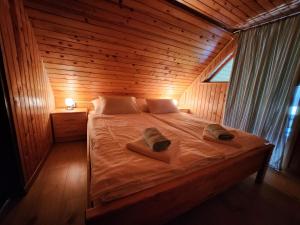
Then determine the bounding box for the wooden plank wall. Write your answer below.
[0,0,55,186]
[178,40,236,123]
[24,0,233,108]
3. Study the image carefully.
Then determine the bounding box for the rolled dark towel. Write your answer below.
[143,127,171,151]
[205,124,234,140]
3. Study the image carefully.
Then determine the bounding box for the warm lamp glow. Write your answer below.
[172,99,178,106]
[65,98,75,110]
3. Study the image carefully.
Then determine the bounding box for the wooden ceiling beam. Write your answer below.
[166,0,235,32]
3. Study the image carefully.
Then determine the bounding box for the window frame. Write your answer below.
[204,54,234,83]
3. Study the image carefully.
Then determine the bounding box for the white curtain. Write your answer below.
[224,15,300,170]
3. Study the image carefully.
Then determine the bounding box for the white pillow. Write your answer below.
[91,98,102,114]
[100,96,140,115]
[136,98,149,112]
[146,99,179,114]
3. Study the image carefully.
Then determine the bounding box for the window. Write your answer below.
[285,85,300,138]
[206,55,234,82]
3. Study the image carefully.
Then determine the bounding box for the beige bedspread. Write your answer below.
[88,113,226,203]
[151,112,267,157]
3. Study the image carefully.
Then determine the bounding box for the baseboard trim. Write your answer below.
[265,168,300,201]
[0,199,10,217]
[24,143,53,191]
[0,198,14,223]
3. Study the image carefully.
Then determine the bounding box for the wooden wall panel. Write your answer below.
[180,83,228,123]
[0,0,55,186]
[178,40,236,123]
[24,0,233,108]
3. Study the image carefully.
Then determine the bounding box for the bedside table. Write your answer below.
[51,108,87,143]
[179,109,190,113]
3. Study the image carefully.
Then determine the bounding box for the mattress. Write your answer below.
[87,112,267,203]
[151,112,266,156]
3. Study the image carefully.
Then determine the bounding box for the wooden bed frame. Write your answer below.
[86,142,273,225]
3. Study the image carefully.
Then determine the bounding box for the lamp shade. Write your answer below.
[65,98,75,109]
[172,99,178,106]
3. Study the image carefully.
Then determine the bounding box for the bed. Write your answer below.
[85,111,273,225]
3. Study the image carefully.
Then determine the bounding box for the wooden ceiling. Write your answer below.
[174,0,300,29]
[24,0,300,107]
[24,0,233,107]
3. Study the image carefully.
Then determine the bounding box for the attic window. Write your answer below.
[205,55,234,82]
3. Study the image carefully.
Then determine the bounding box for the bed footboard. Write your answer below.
[86,143,274,225]
[255,148,273,184]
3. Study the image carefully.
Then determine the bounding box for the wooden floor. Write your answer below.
[1,142,87,225]
[1,141,300,225]
[265,169,300,201]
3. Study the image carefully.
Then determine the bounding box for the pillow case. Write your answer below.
[100,96,140,115]
[146,99,179,114]
[91,98,102,114]
[136,98,149,112]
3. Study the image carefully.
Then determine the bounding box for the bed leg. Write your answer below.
[255,149,272,184]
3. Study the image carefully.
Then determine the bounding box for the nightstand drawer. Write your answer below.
[53,120,86,130]
[51,108,87,143]
[52,113,86,124]
[53,123,86,137]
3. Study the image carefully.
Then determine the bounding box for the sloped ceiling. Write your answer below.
[174,0,300,30]
[24,0,233,107]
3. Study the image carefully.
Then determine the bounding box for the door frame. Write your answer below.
[0,46,25,214]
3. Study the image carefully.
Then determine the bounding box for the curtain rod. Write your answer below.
[233,11,300,34]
